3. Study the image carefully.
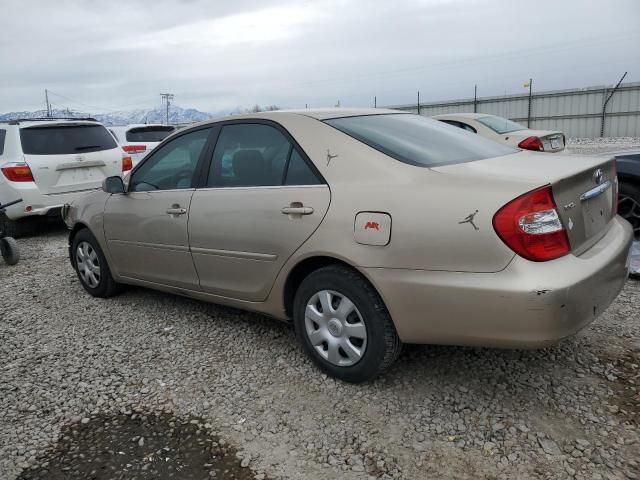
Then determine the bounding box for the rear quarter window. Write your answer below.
[0,129,5,155]
[20,124,117,155]
[126,126,176,142]
[326,114,516,167]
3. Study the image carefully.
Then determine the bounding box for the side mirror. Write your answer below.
[102,176,125,194]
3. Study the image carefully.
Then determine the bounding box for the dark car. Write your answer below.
[614,150,640,239]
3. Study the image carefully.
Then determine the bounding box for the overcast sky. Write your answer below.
[1,0,638,114]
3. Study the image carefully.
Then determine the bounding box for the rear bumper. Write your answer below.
[365,216,633,347]
[2,185,99,220]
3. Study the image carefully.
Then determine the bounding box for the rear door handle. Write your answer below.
[166,205,187,215]
[281,206,314,215]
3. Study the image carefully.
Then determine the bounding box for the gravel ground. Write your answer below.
[1,225,639,480]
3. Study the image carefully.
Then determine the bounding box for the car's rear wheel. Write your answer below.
[293,265,401,383]
[619,182,640,240]
[72,229,121,297]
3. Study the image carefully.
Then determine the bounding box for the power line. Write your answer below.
[46,90,158,112]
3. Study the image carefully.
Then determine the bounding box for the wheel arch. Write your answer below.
[282,255,385,319]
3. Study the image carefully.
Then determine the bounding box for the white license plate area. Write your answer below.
[582,189,612,238]
[58,167,102,186]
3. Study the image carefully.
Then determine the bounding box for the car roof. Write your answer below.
[184,108,408,130]
[0,118,100,127]
[431,113,490,120]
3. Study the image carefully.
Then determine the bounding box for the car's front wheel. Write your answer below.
[293,265,401,383]
[72,229,121,297]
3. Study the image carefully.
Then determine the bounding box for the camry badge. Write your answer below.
[563,202,576,211]
[593,168,603,185]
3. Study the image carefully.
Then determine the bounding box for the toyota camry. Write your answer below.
[63,109,633,383]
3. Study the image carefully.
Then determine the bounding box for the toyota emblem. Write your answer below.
[593,168,603,185]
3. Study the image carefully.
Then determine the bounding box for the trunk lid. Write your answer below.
[20,123,122,195]
[434,151,616,255]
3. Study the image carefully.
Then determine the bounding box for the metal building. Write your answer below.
[388,81,640,138]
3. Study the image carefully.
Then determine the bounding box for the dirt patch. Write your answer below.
[17,413,260,480]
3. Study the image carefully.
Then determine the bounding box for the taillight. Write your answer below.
[612,159,619,215]
[122,156,133,172]
[122,145,146,154]
[493,185,570,262]
[1,163,35,182]
[518,136,544,151]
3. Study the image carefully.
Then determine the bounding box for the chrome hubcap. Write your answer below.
[76,241,101,288]
[619,195,640,239]
[304,290,367,367]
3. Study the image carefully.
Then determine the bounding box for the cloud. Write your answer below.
[0,0,638,113]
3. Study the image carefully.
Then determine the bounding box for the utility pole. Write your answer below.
[45,89,51,117]
[473,84,478,113]
[160,93,174,125]
[417,91,420,115]
[526,78,533,127]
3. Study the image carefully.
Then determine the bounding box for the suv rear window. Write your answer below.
[126,126,175,142]
[20,124,117,155]
[325,114,516,167]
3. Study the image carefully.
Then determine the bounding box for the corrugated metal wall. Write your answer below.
[389,82,640,138]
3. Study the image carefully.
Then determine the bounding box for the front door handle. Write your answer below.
[166,204,187,216]
[281,206,314,215]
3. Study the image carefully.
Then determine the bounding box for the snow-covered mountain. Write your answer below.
[0,106,212,126]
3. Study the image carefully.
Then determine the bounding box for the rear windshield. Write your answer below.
[126,126,175,143]
[476,115,526,134]
[20,124,117,155]
[325,114,516,167]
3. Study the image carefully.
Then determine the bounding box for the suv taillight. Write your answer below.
[122,145,146,154]
[493,185,570,262]
[518,136,544,151]
[1,163,34,182]
[122,156,133,172]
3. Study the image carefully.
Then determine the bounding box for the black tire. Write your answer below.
[0,237,20,265]
[293,265,401,383]
[619,182,640,240]
[71,228,121,297]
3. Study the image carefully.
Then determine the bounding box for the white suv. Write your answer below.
[109,124,176,166]
[0,118,130,236]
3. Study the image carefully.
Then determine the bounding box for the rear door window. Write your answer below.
[0,129,5,155]
[20,124,117,155]
[207,123,322,188]
[126,126,176,142]
[326,114,516,167]
[285,150,322,185]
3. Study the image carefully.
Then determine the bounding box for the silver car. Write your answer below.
[63,109,633,383]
